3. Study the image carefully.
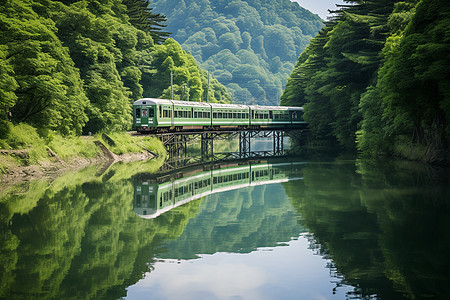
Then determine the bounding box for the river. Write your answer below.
[0,155,449,299]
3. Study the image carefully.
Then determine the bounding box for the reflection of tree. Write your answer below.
[158,183,305,259]
[285,159,450,299]
[0,161,198,299]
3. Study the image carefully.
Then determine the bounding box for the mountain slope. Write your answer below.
[151,0,323,105]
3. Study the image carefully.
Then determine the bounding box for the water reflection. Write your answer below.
[285,159,450,299]
[133,161,305,219]
[0,157,449,299]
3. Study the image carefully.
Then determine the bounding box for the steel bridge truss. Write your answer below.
[155,129,299,171]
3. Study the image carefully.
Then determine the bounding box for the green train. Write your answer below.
[133,98,306,133]
[133,161,305,219]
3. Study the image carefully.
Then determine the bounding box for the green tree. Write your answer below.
[1,0,88,136]
[123,0,170,44]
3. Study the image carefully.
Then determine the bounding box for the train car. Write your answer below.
[210,102,250,128]
[249,105,304,128]
[172,100,211,130]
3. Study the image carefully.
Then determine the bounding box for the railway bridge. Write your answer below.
[153,127,307,171]
[133,98,308,170]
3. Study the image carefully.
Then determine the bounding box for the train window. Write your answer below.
[269,111,273,119]
[229,113,233,118]
[218,112,223,118]
[142,110,147,117]
[194,112,198,118]
[213,112,217,118]
[213,177,217,184]
[136,108,141,117]
[149,108,154,117]
[207,112,210,118]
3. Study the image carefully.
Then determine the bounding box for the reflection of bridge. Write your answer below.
[133,160,305,219]
[155,128,307,170]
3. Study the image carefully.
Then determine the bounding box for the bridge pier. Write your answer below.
[273,131,283,156]
[201,133,214,161]
[239,131,251,159]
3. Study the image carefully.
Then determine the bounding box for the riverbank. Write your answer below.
[0,124,166,188]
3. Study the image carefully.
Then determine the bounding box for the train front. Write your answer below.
[133,99,157,132]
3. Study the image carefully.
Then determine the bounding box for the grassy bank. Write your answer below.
[0,123,166,175]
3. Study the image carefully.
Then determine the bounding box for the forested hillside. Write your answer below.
[151,0,323,105]
[0,0,230,138]
[281,0,450,163]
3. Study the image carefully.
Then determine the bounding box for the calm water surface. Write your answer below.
[1,157,449,299]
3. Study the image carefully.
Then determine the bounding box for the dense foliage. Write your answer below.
[0,0,230,138]
[151,0,323,105]
[281,0,450,162]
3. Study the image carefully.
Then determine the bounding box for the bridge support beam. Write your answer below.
[201,133,214,161]
[239,131,251,159]
[273,131,283,156]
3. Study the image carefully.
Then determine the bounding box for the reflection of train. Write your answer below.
[133,161,305,219]
[133,98,306,133]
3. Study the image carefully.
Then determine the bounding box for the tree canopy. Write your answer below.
[281,0,450,162]
[0,0,231,138]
